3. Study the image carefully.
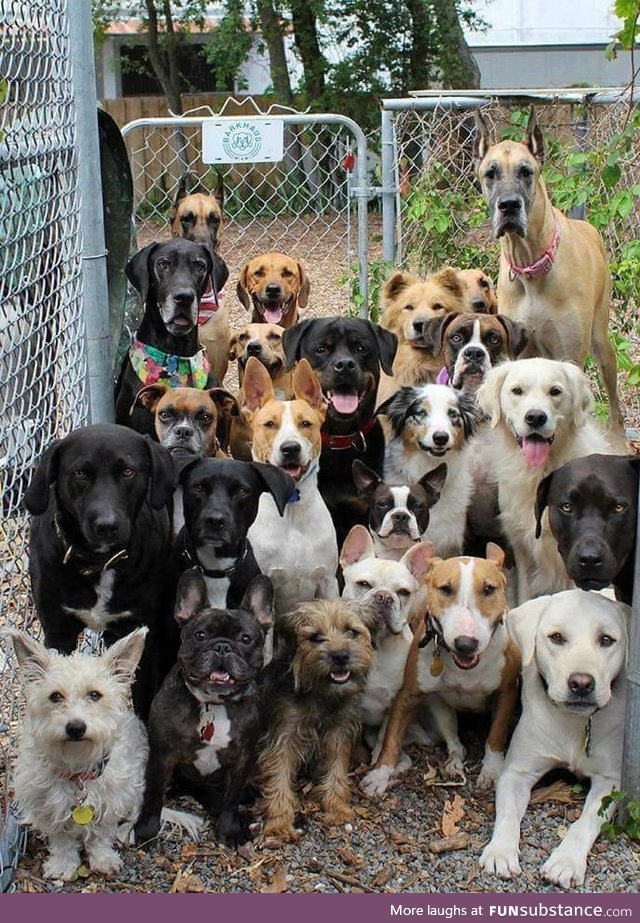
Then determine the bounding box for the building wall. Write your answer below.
[474,46,633,89]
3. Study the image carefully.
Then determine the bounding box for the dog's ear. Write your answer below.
[371,323,398,376]
[209,387,239,420]
[209,250,229,293]
[236,265,252,310]
[523,107,544,164]
[240,575,274,630]
[561,362,593,421]
[473,110,493,166]
[534,472,553,540]
[340,524,376,569]
[352,459,382,498]
[382,270,418,304]
[376,387,416,436]
[2,629,52,682]
[144,437,178,509]
[296,261,310,309]
[126,243,159,303]
[497,315,529,359]
[282,319,314,370]
[102,627,148,683]
[485,542,506,569]
[292,358,323,410]
[401,540,436,582]
[476,363,511,428]
[175,567,209,623]
[456,390,481,440]
[418,462,448,505]
[251,461,295,515]
[135,383,169,413]
[506,595,550,667]
[243,356,276,411]
[228,332,241,362]
[420,314,455,356]
[176,453,203,482]
[24,440,61,515]
[431,267,463,299]
[174,172,194,206]
[213,170,225,210]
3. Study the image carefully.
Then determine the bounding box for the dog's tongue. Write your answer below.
[330,391,359,415]
[210,670,232,684]
[522,436,550,468]
[264,305,283,324]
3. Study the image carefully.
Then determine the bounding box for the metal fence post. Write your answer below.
[69,0,114,424]
[621,481,640,802]
[381,107,396,265]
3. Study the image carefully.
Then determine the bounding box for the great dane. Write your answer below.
[474,108,622,433]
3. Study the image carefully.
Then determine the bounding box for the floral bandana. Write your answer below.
[129,339,211,389]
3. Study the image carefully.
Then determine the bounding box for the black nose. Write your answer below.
[454,636,479,656]
[173,288,196,305]
[175,424,194,439]
[246,341,262,356]
[578,551,605,569]
[204,514,225,531]
[331,651,350,668]
[412,319,426,336]
[568,673,595,697]
[265,283,281,297]
[65,720,87,741]
[334,357,356,374]
[391,511,410,526]
[432,431,450,447]
[463,346,486,363]
[498,196,521,214]
[280,441,301,460]
[213,640,233,655]
[93,516,120,539]
[525,409,547,429]
[471,299,486,312]
[373,590,394,609]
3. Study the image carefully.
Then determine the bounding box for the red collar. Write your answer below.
[56,755,109,783]
[321,417,378,451]
[507,212,561,281]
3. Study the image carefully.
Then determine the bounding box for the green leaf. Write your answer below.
[602,163,622,188]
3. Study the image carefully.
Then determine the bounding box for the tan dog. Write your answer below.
[135,383,238,457]
[456,268,498,314]
[474,108,622,431]
[361,544,520,797]
[237,252,310,328]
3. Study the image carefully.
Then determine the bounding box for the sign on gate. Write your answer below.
[202,118,284,164]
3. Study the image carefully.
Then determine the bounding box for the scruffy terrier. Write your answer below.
[5,627,148,880]
[258,598,375,842]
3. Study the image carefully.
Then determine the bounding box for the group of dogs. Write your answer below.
[5,109,639,891]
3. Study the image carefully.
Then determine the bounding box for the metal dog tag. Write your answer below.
[430,654,443,677]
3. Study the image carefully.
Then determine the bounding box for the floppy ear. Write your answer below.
[175,567,209,623]
[135,383,169,413]
[209,250,229,293]
[382,270,418,304]
[352,459,382,498]
[401,540,436,582]
[523,107,544,164]
[534,472,553,540]
[213,170,225,210]
[476,363,511,428]
[457,391,481,439]
[243,356,276,411]
[419,462,447,505]
[340,524,376,568]
[420,314,455,356]
[236,265,252,310]
[473,110,494,167]
[126,243,158,303]
[240,575,274,629]
[144,437,178,509]
[376,387,415,437]
[176,453,203,482]
[102,627,148,683]
[282,319,314,370]
[24,440,61,515]
[2,629,53,682]
[561,362,593,422]
[497,315,529,359]
[292,358,323,410]
[296,261,310,309]
[485,542,505,569]
[506,595,550,667]
[209,388,239,420]
[251,462,295,515]
[371,323,398,376]
[228,333,241,362]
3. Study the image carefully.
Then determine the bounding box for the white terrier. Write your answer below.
[6,627,148,880]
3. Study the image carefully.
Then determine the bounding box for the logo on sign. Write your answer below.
[222,122,262,161]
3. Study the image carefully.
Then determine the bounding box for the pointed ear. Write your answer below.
[420,314,454,356]
[292,358,323,409]
[534,472,553,540]
[382,271,418,304]
[251,461,295,515]
[2,629,52,682]
[562,363,593,422]
[24,440,61,515]
[296,261,310,309]
[523,107,544,163]
[174,172,193,206]
[401,540,436,582]
[209,388,239,420]
[236,265,252,310]
[135,383,169,413]
[240,575,274,629]
[476,364,510,428]
[473,109,494,167]
[352,459,382,498]
[175,567,209,623]
[485,542,505,569]
[144,437,178,509]
[282,319,313,370]
[340,524,376,569]
[126,243,158,303]
[431,267,463,298]
[371,323,398,376]
[102,627,148,683]
[213,170,225,210]
[419,462,447,504]
[506,596,550,667]
[497,315,529,359]
[243,356,276,411]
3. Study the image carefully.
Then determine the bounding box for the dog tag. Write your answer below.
[430,654,443,677]
[200,721,215,743]
[71,804,95,825]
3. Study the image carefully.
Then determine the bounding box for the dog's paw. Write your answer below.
[322,804,354,827]
[134,814,161,846]
[477,751,504,790]
[217,813,246,848]
[360,765,393,797]
[88,847,122,877]
[443,755,466,780]
[479,842,521,879]
[262,818,300,843]
[43,852,82,881]
[541,849,587,889]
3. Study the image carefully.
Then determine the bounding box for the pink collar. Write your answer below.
[507,212,561,281]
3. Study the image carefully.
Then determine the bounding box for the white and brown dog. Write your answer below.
[378,384,479,557]
[361,544,519,796]
[244,356,339,614]
[480,589,630,888]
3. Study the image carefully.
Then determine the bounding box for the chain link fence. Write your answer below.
[0,0,89,890]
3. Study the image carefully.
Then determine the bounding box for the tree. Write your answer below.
[254,0,294,105]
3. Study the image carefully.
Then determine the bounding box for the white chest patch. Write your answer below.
[63,570,132,631]
[193,704,232,776]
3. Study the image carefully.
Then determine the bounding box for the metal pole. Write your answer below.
[69,0,114,424]
[381,108,396,265]
[621,477,640,802]
[355,131,369,318]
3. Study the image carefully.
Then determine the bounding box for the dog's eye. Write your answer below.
[122,467,135,478]
[549,386,563,397]
[156,258,169,271]
[600,634,616,647]
[432,303,444,312]
[437,584,453,596]
[236,487,249,498]
[158,409,173,421]
[356,580,372,590]
[397,589,411,599]
[376,499,392,511]
[559,502,573,514]
[448,408,460,420]
[73,469,87,480]
[300,419,313,428]
[192,483,205,493]
[263,420,277,429]
[199,413,213,425]
[511,386,523,395]
[195,630,206,642]
[254,269,265,278]
[483,584,497,596]
[485,167,497,180]
[487,334,501,346]
[308,633,324,644]
[240,634,253,645]
[281,269,293,278]
[403,303,414,312]
[315,344,327,354]
[49,691,64,703]
[346,627,360,639]
[207,214,220,224]
[548,632,566,645]
[87,690,103,702]
[356,344,368,353]
[193,260,207,275]
[518,164,534,178]
[451,333,463,343]
[480,279,489,290]
[613,503,627,514]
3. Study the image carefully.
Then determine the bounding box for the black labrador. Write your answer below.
[115,239,228,436]
[25,424,177,717]
[535,453,639,604]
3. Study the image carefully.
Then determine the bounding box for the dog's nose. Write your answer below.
[280,441,301,460]
[334,357,356,374]
[432,431,450,448]
[175,424,194,439]
[525,409,548,429]
[577,550,604,569]
[454,636,479,656]
[173,288,196,305]
[65,719,87,741]
[93,516,120,539]
[463,346,486,363]
[246,341,262,356]
[331,650,350,668]
[568,673,595,697]
[412,319,425,336]
[265,283,281,297]
[391,511,410,526]
[471,298,486,313]
[497,195,521,214]
[373,590,394,610]
[204,514,225,531]
[213,640,232,655]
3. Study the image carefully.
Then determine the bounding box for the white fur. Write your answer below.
[63,570,132,632]
[480,590,629,888]
[193,705,232,776]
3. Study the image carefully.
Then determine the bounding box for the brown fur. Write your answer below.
[237,252,310,328]
[456,268,498,315]
[135,384,238,456]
